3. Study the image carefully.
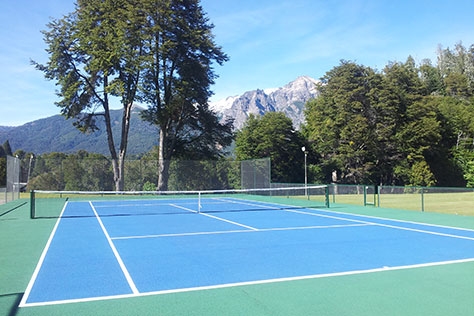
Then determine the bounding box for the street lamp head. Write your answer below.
[301,146,305,152]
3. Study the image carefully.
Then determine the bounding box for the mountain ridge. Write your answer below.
[1,76,319,154]
[0,107,159,155]
[212,76,319,129]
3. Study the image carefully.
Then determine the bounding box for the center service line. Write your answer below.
[89,201,139,295]
[172,202,259,231]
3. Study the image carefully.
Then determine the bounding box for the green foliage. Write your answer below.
[437,42,474,97]
[419,59,443,94]
[464,160,474,187]
[409,160,436,186]
[303,49,474,186]
[167,159,238,191]
[454,149,474,187]
[304,61,381,184]
[33,0,230,191]
[26,149,240,192]
[142,181,156,191]
[235,112,306,183]
[138,0,231,190]
[28,152,114,191]
[33,0,148,190]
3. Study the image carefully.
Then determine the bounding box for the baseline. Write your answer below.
[22,256,474,307]
[21,201,136,307]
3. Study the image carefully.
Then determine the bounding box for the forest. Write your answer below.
[238,43,474,188]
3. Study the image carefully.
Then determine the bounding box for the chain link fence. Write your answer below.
[327,183,474,216]
[1,156,21,205]
[24,157,271,192]
[241,158,271,189]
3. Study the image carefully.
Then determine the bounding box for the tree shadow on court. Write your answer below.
[0,292,24,316]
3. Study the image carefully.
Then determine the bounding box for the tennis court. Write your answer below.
[1,186,473,315]
[15,187,474,312]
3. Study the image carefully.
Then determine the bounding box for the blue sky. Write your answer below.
[1,0,474,126]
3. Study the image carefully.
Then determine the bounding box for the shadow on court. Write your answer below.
[0,202,27,218]
[33,204,327,220]
[0,292,23,316]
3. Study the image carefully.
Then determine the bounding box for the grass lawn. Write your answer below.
[331,191,474,216]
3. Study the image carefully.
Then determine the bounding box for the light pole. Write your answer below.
[301,146,308,196]
[27,154,34,185]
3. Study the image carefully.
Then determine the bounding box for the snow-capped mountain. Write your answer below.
[211,76,319,130]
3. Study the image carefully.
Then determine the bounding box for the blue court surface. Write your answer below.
[20,197,474,307]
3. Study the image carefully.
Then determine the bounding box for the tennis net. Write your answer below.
[30,185,330,219]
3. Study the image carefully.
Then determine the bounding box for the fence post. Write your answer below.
[364,185,376,206]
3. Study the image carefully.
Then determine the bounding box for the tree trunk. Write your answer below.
[101,80,121,191]
[157,127,171,191]
[115,103,133,191]
[102,78,134,191]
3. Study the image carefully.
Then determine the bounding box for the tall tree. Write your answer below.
[33,0,144,190]
[437,42,474,97]
[304,61,381,184]
[235,112,306,183]
[304,58,447,186]
[419,59,443,95]
[139,0,232,190]
[379,58,426,185]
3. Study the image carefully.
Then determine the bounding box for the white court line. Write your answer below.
[170,203,198,213]
[19,201,70,307]
[314,208,474,233]
[211,197,375,228]
[89,202,139,295]
[219,197,474,240]
[200,212,259,230]
[214,197,281,211]
[21,257,474,308]
[171,201,259,231]
[111,223,373,240]
[284,208,474,241]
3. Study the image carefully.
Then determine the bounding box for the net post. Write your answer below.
[198,191,201,213]
[30,190,35,219]
[325,185,330,208]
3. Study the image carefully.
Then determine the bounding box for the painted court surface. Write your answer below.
[14,196,474,313]
[2,196,474,315]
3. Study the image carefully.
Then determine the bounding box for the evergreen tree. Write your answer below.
[235,112,305,183]
[304,61,381,184]
[33,0,145,190]
[139,0,232,190]
[303,57,465,186]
